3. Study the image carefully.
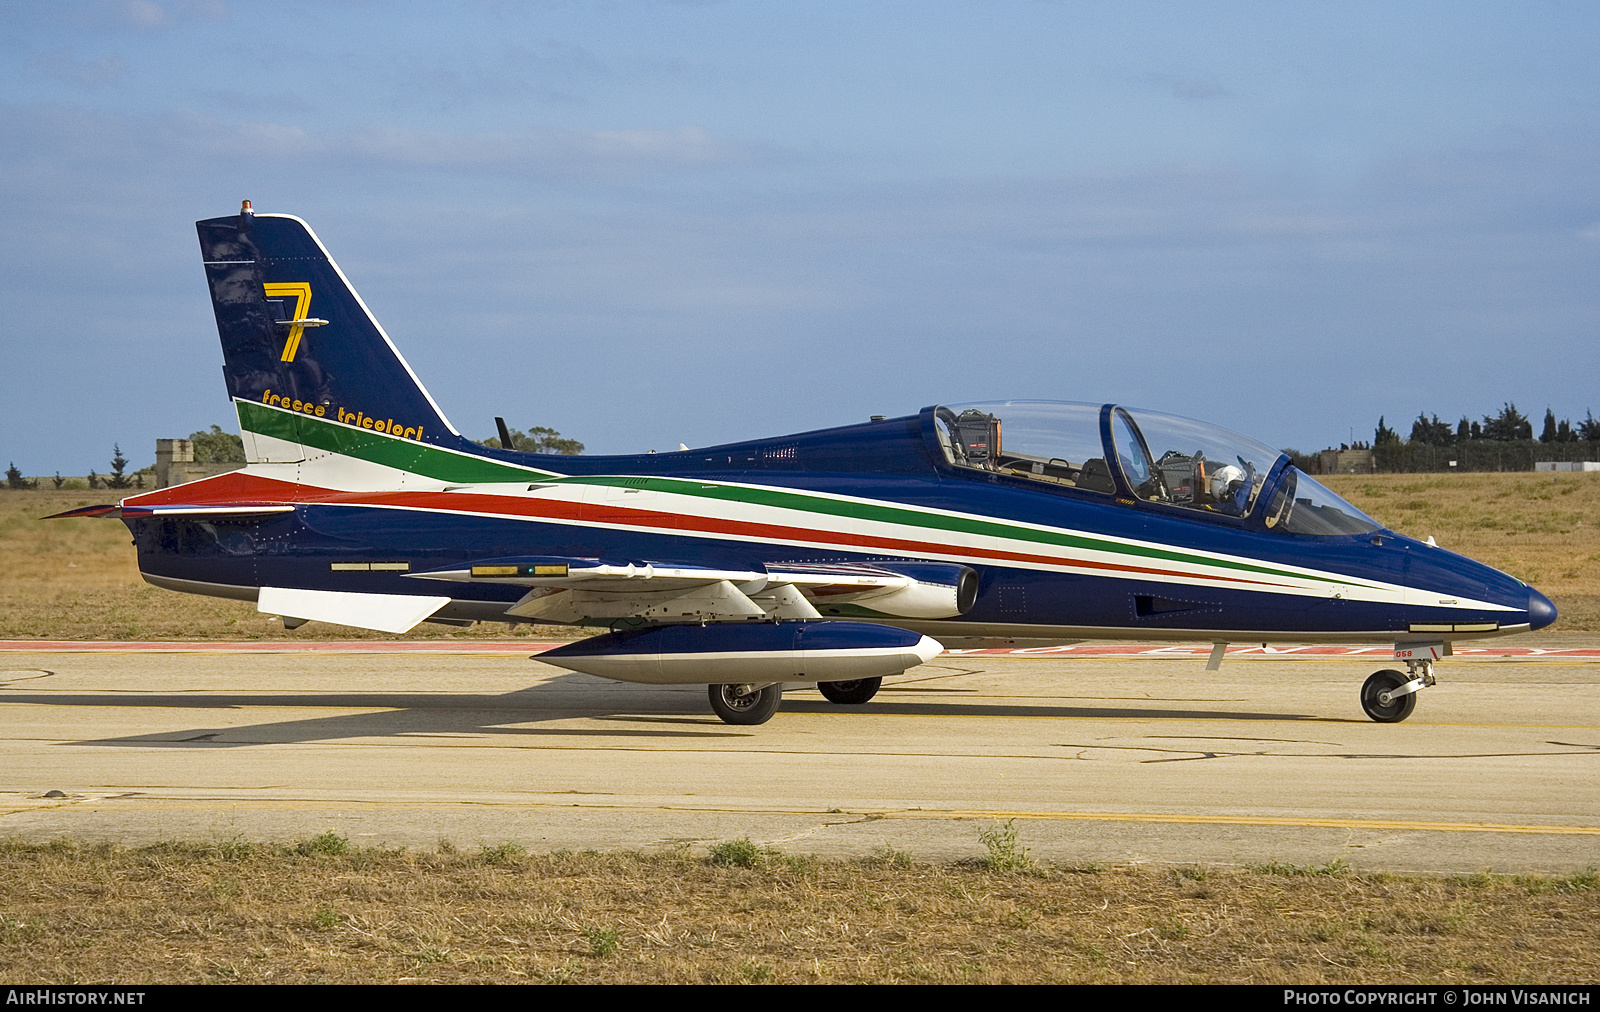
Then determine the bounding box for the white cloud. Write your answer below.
[102,0,227,29]
[29,50,128,87]
[219,115,772,176]
[1171,79,1228,101]
[117,0,169,28]
[0,105,775,181]
[205,90,316,115]
[1143,72,1230,101]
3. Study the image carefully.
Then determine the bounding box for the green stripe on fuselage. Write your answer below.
[236,400,556,482]
[554,475,1367,588]
[237,402,1370,590]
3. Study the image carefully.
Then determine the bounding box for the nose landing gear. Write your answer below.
[1360,645,1440,723]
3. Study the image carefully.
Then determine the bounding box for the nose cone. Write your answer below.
[1528,587,1558,631]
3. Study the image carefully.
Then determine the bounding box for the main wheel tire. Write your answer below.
[708,683,782,725]
[817,677,882,705]
[1360,669,1417,723]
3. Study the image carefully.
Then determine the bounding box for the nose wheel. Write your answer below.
[1360,670,1416,722]
[1360,656,1436,723]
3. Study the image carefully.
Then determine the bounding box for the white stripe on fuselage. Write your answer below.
[235,433,1515,614]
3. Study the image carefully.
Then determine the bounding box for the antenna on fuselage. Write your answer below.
[495,416,513,450]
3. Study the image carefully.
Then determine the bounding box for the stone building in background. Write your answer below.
[154,439,246,489]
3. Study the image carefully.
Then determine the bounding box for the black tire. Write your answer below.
[817,677,882,705]
[708,683,782,725]
[1361,669,1417,723]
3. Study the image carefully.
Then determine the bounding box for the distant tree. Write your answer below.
[526,426,584,455]
[1410,413,1454,445]
[1470,420,1482,440]
[1482,403,1532,442]
[1540,408,1558,443]
[189,425,246,465]
[1457,417,1471,442]
[1374,416,1400,446]
[52,472,64,489]
[485,425,585,455]
[87,471,100,489]
[1557,418,1575,442]
[5,462,27,490]
[105,444,132,489]
[1581,410,1600,442]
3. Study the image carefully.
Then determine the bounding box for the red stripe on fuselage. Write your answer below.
[125,472,1295,589]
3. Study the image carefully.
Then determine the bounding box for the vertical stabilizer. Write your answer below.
[196,203,460,464]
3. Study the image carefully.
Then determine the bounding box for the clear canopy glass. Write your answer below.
[1114,405,1285,517]
[932,400,1384,535]
[1260,470,1384,535]
[935,401,1116,493]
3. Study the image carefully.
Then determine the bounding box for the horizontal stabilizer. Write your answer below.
[537,621,944,685]
[257,587,450,634]
[43,504,123,519]
[47,502,297,521]
[122,504,296,518]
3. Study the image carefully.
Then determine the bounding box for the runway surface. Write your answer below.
[3,643,1598,873]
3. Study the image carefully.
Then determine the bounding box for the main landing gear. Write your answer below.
[707,676,886,723]
[708,682,783,725]
[1359,647,1439,723]
[817,677,882,705]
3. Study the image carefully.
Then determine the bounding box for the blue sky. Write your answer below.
[4,1,1599,473]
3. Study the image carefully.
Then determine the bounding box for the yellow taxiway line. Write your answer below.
[907,810,1600,835]
[5,793,1596,837]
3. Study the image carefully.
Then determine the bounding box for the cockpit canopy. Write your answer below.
[932,400,1383,536]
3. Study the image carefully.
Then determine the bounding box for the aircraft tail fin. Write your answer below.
[196,202,460,464]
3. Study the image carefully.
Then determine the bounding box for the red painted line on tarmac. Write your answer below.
[3,640,1597,659]
[947,644,1600,659]
[0,640,564,654]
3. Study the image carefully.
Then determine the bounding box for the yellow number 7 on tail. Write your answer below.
[263,282,314,362]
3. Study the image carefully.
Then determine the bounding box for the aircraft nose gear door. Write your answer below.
[1361,642,1442,722]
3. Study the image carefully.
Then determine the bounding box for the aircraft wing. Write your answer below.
[411,556,977,625]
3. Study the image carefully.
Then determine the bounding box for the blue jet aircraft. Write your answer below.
[55,203,1559,725]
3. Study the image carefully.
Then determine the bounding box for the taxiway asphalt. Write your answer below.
[3,643,1597,873]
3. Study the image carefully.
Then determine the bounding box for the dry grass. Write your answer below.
[1323,472,1600,630]
[0,490,581,641]
[3,475,1597,639]
[0,836,1595,984]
